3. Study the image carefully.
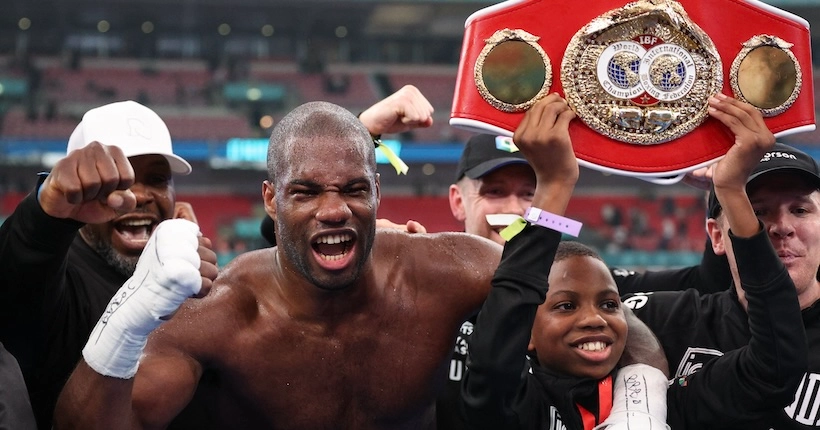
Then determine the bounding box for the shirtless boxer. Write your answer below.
[54,99,506,429]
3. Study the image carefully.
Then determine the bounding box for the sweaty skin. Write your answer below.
[134,230,499,428]
[54,102,500,430]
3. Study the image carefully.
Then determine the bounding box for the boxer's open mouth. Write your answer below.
[313,233,353,261]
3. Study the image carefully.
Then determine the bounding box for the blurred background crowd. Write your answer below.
[0,0,818,269]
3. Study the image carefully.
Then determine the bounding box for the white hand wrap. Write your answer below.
[593,364,670,430]
[83,219,202,379]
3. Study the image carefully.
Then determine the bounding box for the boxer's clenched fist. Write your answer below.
[83,219,216,378]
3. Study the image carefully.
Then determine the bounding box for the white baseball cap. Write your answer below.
[67,100,192,175]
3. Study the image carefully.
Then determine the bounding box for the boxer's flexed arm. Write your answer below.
[357,84,434,136]
[54,219,218,429]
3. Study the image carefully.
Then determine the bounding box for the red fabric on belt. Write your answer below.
[451,0,814,177]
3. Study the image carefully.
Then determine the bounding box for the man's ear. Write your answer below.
[527,323,539,354]
[706,217,726,256]
[527,337,537,355]
[263,180,276,219]
[449,183,466,222]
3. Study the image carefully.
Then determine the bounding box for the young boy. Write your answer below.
[459,95,668,430]
[462,232,666,429]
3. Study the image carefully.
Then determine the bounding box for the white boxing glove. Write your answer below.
[593,364,670,430]
[83,219,203,379]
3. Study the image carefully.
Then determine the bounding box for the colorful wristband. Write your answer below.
[524,207,582,237]
[357,110,409,175]
[375,139,409,175]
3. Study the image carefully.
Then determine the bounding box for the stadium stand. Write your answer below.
[1,0,817,269]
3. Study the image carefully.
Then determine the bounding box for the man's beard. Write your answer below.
[95,244,139,278]
[277,222,376,292]
[82,228,139,277]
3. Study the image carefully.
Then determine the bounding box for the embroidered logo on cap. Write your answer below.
[495,136,519,153]
[760,151,798,163]
[127,118,153,140]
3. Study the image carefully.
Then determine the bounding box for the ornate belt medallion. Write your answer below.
[561,0,723,145]
[475,29,552,113]
[730,34,802,118]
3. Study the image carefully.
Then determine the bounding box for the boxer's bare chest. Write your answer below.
[206,302,450,429]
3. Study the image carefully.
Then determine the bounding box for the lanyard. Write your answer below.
[577,375,613,430]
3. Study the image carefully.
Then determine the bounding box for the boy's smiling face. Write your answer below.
[529,255,627,380]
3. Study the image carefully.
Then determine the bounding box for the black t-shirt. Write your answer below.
[437,316,474,430]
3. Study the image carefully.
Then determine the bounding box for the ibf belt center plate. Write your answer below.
[561,1,723,146]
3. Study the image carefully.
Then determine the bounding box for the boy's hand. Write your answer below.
[513,94,578,213]
[707,94,775,237]
[513,94,577,187]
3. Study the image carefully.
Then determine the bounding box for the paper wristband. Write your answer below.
[498,208,583,241]
[525,207,582,237]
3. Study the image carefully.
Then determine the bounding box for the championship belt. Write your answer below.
[450,0,815,181]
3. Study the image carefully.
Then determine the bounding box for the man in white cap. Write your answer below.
[0,85,435,429]
[0,100,196,429]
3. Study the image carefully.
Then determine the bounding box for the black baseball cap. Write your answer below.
[455,134,530,181]
[707,142,820,219]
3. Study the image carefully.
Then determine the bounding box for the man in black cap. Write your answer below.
[448,134,532,246]
[435,134,532,429]
[622,138,820,428]
[448,133,731,296]
[705,142,820,222]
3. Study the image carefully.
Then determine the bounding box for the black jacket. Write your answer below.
[438,236,732,430]
[623,227,809,429]
[0,190,212,430]
[0,192,120,429]
[460,225,613,430]
[613,237,732,295]
[437,315,475,430]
